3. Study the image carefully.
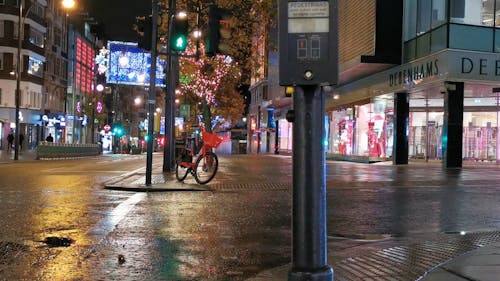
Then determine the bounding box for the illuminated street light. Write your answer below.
[134,97,142,105]
[193,30,202,38]
[62,0,75,9]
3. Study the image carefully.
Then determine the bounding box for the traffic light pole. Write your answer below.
[146,0,159,185]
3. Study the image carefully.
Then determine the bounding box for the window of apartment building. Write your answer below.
[0,0,5,4]
[62,60,67,79]
[55,58,60,76]
[46,22,52,42]
[0,89,2,106]
[54,27,61,47]
[0,53,3,70]
[0,21,4,38]
[45,60,52,75]
[30,1,45,19]
[28,57,43,77]
[29,28,44,48]
[30,91,35,107]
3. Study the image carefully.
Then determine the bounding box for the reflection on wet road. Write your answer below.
[1,155,500,280]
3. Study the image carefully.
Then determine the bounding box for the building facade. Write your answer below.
[328,0,500,167]
[0,0,47,150]
[43,0,68,143]
[257,0,500,167]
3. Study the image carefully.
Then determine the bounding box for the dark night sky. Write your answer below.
[85,0,151,42]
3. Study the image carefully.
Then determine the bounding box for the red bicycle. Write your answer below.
[175,128,223,184]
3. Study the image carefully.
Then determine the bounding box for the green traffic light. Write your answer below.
[175,37,187,49]
[170,14,189,52]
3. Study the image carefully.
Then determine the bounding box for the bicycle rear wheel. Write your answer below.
[175,160,190,181]
[194,152,218,184]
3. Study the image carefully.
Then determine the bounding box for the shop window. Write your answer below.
[451,0,494,26]
[449,24,493,51]
[495,29,500,52]
[431,0,447,28]
[403,0,417,41]
[416,32,431,57]
[482,0,495,26]
[404,39,417,63]
[417,0,432,35]
[430,25,447,52]
[496,0,500,26]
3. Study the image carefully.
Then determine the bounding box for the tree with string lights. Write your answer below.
[178,43,242,132]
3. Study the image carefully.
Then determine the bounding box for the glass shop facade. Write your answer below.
[327,0,500,164]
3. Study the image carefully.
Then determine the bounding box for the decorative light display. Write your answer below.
[96,102,103,113]
[106,41,166,87]
[76,38,95,94]
[96,84,104,92]
[179,42,236,105]
[95,47,109,75]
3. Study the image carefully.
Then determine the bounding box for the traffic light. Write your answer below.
[170,13,189,52]
[113,124,124,137]
[206,4,233,57]
[136,15,152,51]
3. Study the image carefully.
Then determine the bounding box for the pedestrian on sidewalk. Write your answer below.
[7,131,14,151]
[19,133,24,150]
[45,133,54,143]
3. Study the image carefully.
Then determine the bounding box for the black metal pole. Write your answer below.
[289,85,333,281]
[163,0,175,172]
[146,0,159,185]
[14,2,23,160]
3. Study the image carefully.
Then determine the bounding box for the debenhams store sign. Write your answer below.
[388,50,500,89]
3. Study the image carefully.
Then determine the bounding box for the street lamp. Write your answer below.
[62,0,75,9]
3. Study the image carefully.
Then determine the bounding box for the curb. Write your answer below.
[104,184,210,192]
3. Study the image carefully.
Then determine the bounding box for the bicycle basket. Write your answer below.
[202,131,223,148]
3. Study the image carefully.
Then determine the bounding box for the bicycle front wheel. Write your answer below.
[194,152,218,184]
[175,160,190,181]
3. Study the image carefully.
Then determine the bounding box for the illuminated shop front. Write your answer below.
[328,97,394,159]
[330,50,500,166]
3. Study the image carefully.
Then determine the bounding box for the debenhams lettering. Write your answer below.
[461,57,500,76]
[389,59,439,87]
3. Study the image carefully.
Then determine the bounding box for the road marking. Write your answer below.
[84,193,145,257]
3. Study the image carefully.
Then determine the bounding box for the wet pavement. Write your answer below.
[1,150,500,280]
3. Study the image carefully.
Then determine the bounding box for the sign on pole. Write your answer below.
[279,1,338,86]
